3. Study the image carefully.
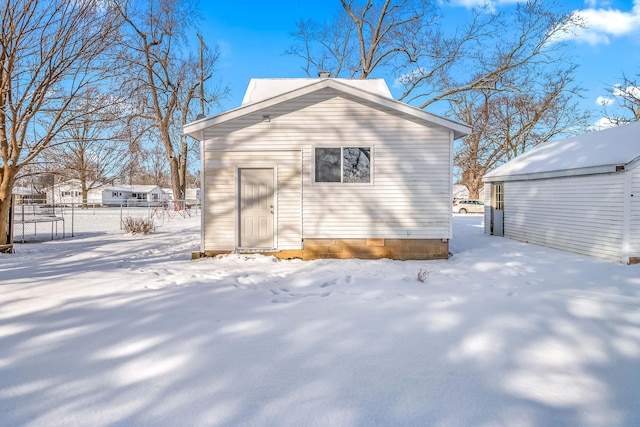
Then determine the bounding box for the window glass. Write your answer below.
[315,147,371,183]
[494,183,504,210]
[315,148,341,182]
[343,147,370,183]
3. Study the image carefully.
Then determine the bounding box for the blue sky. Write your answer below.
[197,0,640,125]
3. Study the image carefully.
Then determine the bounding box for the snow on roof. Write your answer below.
[484,121,640,181]
[12,186,39,195]
[241,78,393,105]
[105,184,160,193]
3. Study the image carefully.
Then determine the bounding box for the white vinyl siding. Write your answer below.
[502,173,625,262]
[483,183,492,235]
[629,162,640,258]
[303,134,450,239]
[202,92,453,251]
[300,97,451,239]
[203,151,302,251]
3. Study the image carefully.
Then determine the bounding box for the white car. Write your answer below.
[452,199,484,214]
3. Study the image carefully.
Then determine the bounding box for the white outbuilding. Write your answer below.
[482,121,640,264]
[184,77,470,260]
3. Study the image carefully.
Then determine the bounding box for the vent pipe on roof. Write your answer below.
[318,70,331,78]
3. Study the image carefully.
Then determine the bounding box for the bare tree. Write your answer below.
[112,0,224,205]
[291,0,579,103]
[0,0,120,244]
[176,47,226,201]
[600,72,640,126]
[288,0,441,78]
[288,0,588,196]
[42,88,134,207]
[452,67,589,197]
[139,146,170,187]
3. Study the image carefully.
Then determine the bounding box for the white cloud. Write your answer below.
[393,68,427,88]
[567,1,640,45]
[612,83,640,99]
[592,81,640,129]
[592,116,619,129]
[595,96,614,106]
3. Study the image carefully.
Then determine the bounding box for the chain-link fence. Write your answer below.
[10,200,200,243]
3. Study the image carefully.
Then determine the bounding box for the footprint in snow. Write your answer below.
[271,291,333,302]
[321,279,338,288]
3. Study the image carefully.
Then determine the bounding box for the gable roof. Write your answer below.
[241,78,393,104]
[484,121,640,182]
[184,78,471,140]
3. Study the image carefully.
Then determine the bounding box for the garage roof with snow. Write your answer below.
[484,121,640,181]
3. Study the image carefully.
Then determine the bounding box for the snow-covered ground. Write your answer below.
[1,214,639,427]
[11,204,198,242]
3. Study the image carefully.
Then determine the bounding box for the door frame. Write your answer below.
[491,182,504,236]
[235,165,278,250]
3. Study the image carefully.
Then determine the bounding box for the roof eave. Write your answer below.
[183,79,471,140]
[483,164,624,182]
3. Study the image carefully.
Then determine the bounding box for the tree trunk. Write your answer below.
[467,179,482,200]
[169,156,181,209]
[462,168,484,200]
[0,168,17,245]
[179,135,188,202]
[81,178,88,209]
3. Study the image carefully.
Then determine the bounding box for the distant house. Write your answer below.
[46,179,103,206]
[483,121,640,264]
[45,180,163,207]
[102,184,164,206]
[453,184,469,200]
[12,186,45,204]
[161,188,201,205]
[184,77,470,260]
[185,188,201,205]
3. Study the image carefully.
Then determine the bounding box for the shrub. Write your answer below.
[417,266,429,283]
[122,217,155,235]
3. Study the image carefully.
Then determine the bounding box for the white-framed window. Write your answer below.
[314,146,371,183]
[494,183,504,210]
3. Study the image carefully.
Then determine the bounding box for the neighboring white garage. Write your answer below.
[482,121,640,264]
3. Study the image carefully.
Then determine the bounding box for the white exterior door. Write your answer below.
[492,183,504,236]
[239,168,275,248]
